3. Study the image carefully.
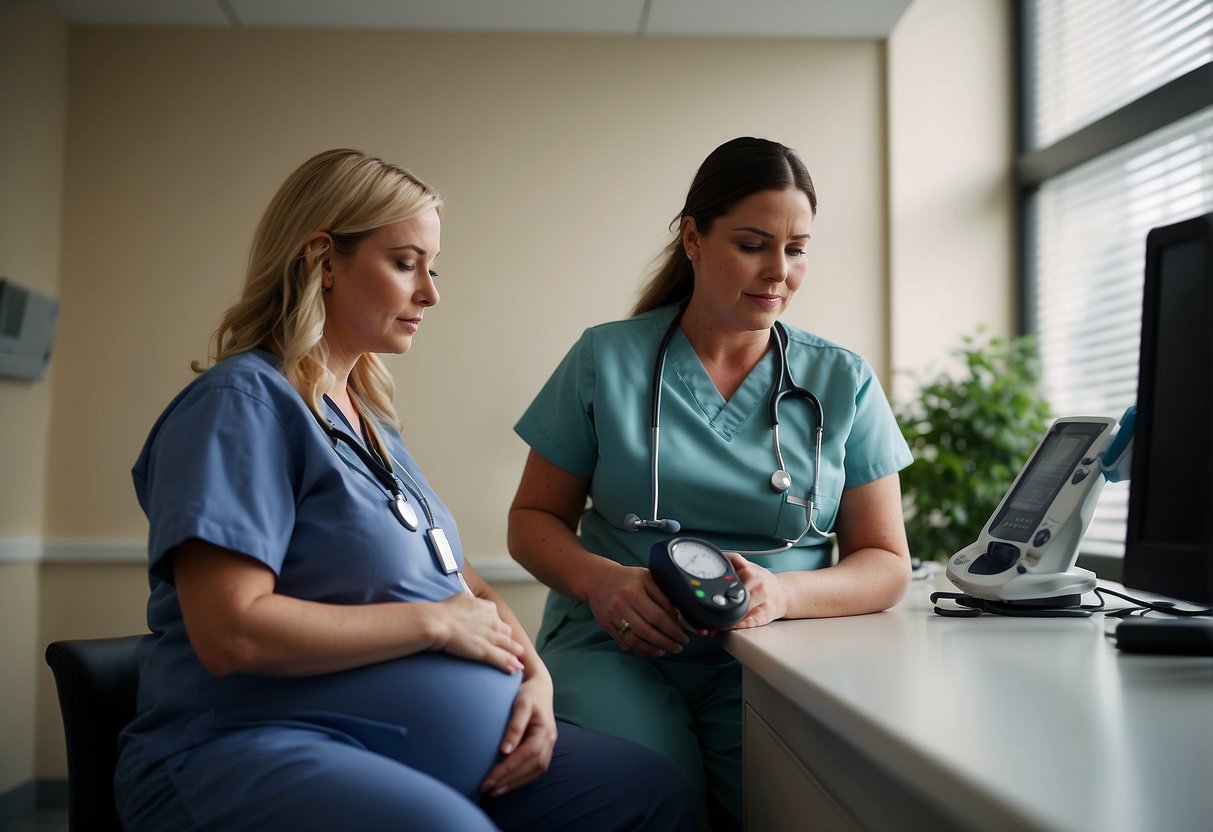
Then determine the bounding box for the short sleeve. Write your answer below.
[842,362,914,489]
[134,382,297,584]
[513,330,599,477]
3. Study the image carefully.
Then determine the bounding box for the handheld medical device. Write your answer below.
[623,307,833,553]
[942,409,1135,611]
[650,537,748,629]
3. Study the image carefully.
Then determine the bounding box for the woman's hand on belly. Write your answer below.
[433,593,526,673]
[480,672,557,797]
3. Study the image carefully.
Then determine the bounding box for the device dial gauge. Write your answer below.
[670,539,728,579]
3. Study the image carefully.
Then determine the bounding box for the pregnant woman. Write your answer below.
[113,148,696,832]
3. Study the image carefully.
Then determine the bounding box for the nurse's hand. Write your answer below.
[588,563,689,656]
[433,593,526,674]
[722,552,789,629]
[480,673,557,797]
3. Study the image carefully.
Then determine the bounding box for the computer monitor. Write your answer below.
[1123,212,1213,605]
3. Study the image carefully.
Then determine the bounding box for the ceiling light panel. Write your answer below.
[49,0,230,27]
[229,0,647,34]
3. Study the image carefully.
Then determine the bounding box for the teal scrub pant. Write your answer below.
[540,611,742,832]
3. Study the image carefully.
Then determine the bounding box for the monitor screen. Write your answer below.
[1123,212,1213,605]
[988,421,1104,543]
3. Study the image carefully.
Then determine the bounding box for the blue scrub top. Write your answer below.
[515,305,912,639]
[117,350,521,799]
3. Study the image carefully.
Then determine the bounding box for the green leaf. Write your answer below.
[895,330,1052,562]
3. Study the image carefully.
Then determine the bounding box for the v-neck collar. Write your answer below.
[663,329,776,440]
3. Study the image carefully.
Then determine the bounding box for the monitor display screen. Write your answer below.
[1138,240,1206,545]
[1123,213,1213,605]
[989,422,1102,542]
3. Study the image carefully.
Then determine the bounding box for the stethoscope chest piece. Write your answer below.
[391,494,419,531]
[318,408,423,534]
[770,470,793,493]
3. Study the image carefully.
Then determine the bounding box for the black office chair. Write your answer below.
[45,635,143,832]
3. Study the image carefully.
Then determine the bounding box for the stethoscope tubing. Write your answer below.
[771,323,827,509]
[636,307,834,550]
[648,314,682,523]
[317,413,437,529]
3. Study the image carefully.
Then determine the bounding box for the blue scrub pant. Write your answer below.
[118,721,696,832]
[540,616,743,832]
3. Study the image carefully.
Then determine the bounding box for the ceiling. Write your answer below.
[47,0,914,39]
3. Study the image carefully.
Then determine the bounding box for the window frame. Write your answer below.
[1013,1,1213,580]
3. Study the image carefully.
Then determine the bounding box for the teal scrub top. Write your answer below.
[515,305,912,634]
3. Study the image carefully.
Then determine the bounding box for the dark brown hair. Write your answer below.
[633,137,817,316]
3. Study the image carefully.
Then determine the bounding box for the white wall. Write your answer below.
[0,0,67,798]
[888,0,1016,398]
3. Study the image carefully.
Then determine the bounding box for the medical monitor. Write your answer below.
[1123,212,1213,605]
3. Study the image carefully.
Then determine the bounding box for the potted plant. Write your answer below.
[895,330,1053,563]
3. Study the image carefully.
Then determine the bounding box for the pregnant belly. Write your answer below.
[223,653,522,797]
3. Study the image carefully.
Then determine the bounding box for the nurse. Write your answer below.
[114,148,696,832]
[508,137,913,831]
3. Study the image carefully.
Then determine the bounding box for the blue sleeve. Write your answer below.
[842,362,913,489]
[513,330,599,477]
[136,383,297,584]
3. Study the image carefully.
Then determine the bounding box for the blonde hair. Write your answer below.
[197,148,443,443]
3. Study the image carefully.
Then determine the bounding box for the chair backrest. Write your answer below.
[45,635,143,832]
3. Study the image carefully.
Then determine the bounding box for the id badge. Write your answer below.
[426,527,459,574]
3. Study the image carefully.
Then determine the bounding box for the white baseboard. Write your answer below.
[0,536,41,564]
[43,537,146,563]
[471,556,534,583]
[0,535,534,581]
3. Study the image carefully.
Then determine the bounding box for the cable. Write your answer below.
[930,586,1212,619]
[1091,586,1213,618]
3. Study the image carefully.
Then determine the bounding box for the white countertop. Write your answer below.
[721,578,1213,831]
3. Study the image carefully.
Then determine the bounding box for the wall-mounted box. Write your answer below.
[0,278,58,380]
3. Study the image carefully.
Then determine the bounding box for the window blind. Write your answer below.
[1030,0,1213,150]
[1032,106,1213,555]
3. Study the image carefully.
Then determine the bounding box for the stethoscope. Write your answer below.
[623,308,834,554]
[316,397,472,593]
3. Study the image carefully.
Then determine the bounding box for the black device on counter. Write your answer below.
[649,537,748,629]
[1115,618,1213,656]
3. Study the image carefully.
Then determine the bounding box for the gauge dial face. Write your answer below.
[669,540,727,579]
